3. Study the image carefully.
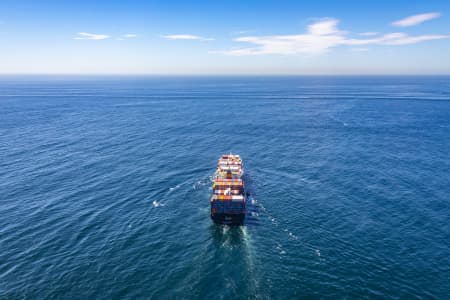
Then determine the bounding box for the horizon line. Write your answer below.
[1,73,450,77]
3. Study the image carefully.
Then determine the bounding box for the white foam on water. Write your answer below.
[169,184,181,192]
[275,243,286,255]
[193,178,210,190]
[152,200,165,208]
[240,226,261,292]
[315,249,321,257]
[198,207,209,213]
[222,225,230,234]
[298,175,318,184]
[256,199,300,244]
[288,232,298,240]
[241,226,250,242]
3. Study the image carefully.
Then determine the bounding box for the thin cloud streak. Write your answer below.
[217,18,448,56]
[344,32,448,45]
[359,32,379,36]
[163,34,214,41]
[392,12,441,27]
[231,30,256,36]
[351,47,369,52]
[73,32,109,40]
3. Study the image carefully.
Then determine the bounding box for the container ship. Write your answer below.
[210,154,246,225]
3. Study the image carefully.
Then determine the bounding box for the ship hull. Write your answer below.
[211,213,245,225]
[210,194,246,225]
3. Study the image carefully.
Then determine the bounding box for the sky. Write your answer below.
[1,0,450,75]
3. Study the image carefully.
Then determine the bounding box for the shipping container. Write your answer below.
[210,154,246,225]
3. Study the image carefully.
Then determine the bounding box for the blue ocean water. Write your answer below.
[0,76,449,299]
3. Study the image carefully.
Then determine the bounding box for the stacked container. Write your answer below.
[210,154,246,225]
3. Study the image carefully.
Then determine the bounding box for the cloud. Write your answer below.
[392,12,441,27]
[351,47,369,52]
[344,32,448,46]
[73,32,109,40]
[359,32,379,36]
[223,19,345,55]
[308,18,343,35]
[217,18,448,56]
[123,34,137,38]
[385,34,449,45]
[162,34,214,41]
[232,30,255,35]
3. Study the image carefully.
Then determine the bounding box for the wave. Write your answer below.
[152,200,165,208]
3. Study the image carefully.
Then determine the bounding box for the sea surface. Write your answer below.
[0,76,449,299]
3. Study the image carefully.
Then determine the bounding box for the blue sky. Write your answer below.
[1,0,450,74]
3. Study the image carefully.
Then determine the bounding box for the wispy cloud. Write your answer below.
[231,30,255,36]
[351,47,369,52]
[392,12,441,27]
[162,34,214,41]
[344,32,448,46]
[123,33,137,38]
[221,19,344,55]
[73,32,109,40]
[217,18,448,56]
[359,32,379,36]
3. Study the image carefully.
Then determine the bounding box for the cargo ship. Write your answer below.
[210,154,246,225]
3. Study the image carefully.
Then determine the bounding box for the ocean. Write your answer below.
[0,76,449,299]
